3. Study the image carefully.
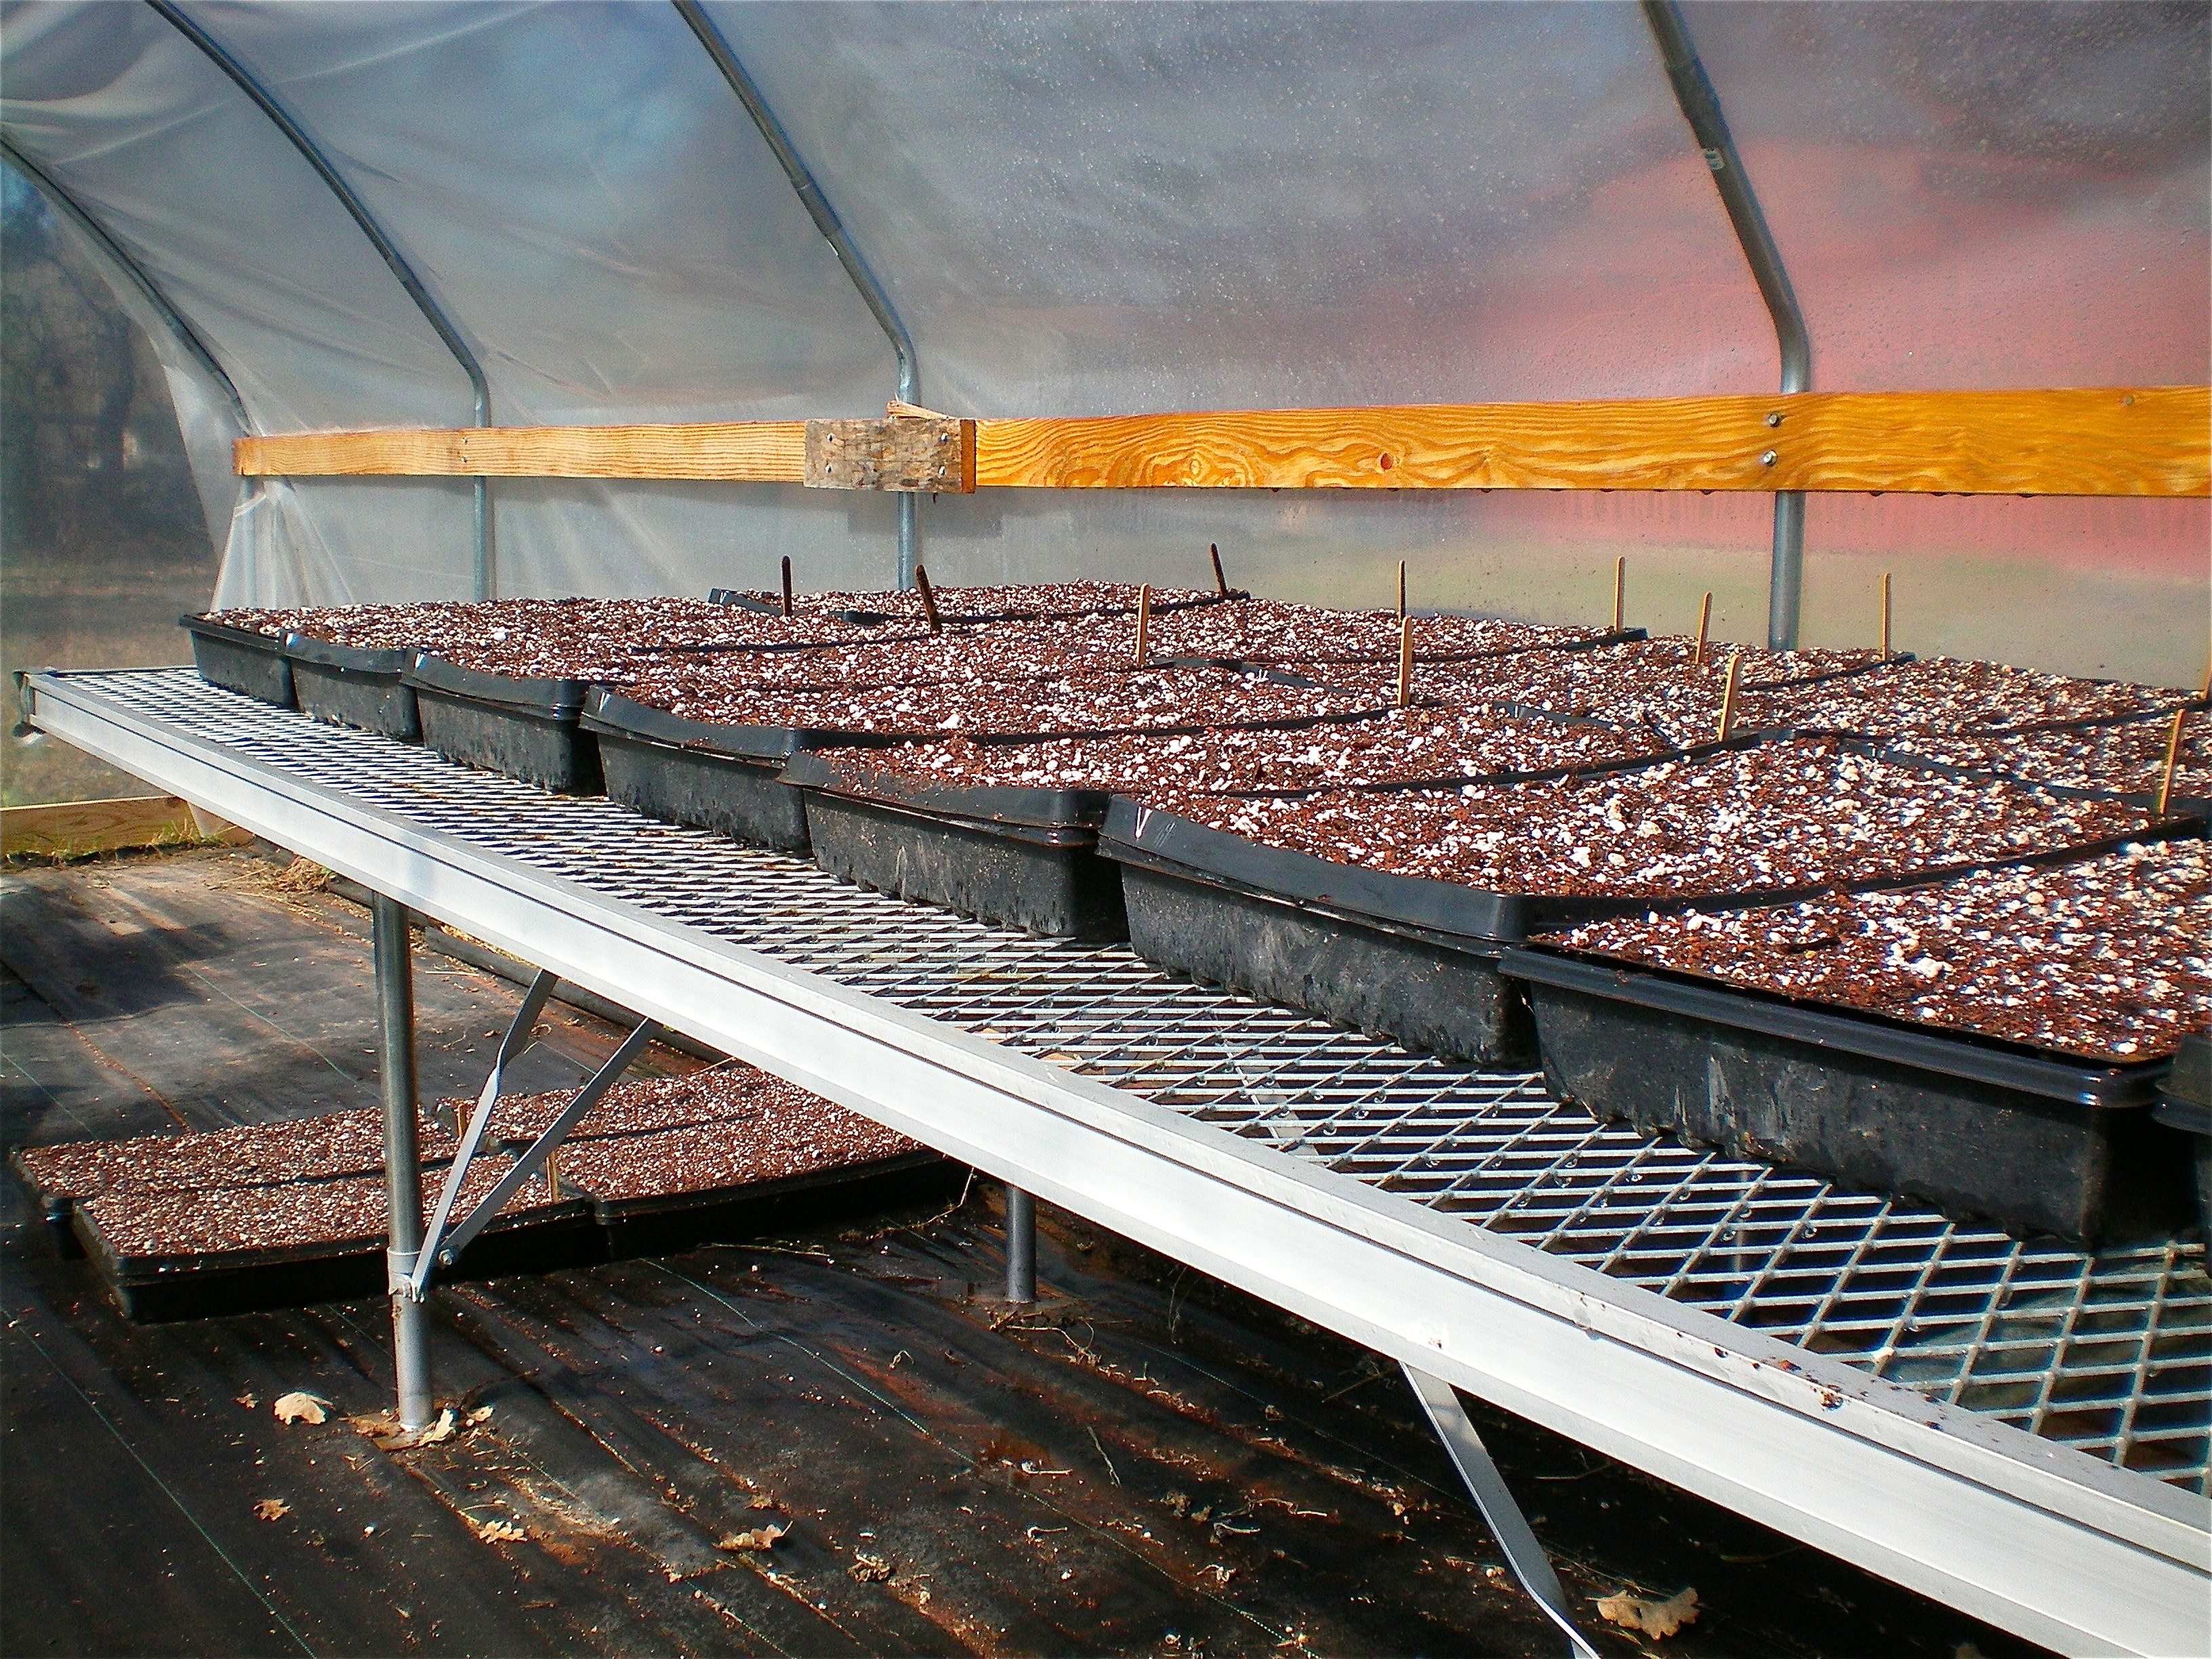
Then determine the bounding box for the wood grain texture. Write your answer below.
[804,415,976,491]
[972,387,2210,497]
[232,388,2208,497]
[235,422,808,480]
[0,796,247,860]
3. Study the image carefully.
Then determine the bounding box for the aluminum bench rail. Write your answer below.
[25,668,2211,1659]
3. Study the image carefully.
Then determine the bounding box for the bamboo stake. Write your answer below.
[1879,571,1891,660]
[1209,543,1230,596]
[1716,651,1744,742]
[1396,560,1408,621]
[914,565,942,632]
[1397,615,1414,710]
[1133,583,1152,666]
[2154,707,2187,816]
[1610,556,1625,634]
[1693,591,1713,670]
[780,555,794,618]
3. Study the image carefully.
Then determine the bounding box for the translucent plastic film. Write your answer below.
[1,1,2204,683]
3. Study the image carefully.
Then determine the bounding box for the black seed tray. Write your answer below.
[1097,799,2203,1067]
[1500,947,2194,1244]
[283,634,421,741]
[181,613,294,708]
[584,690,811,851]
[782,754,1126,940]
[72,1199,602,1324]
[2154,1029,2211,1233]
[8,1150,87,1260]
[405,656,602,794]
[587,1151,958,1261]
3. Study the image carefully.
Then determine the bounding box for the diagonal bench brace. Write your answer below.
[1402,1363,1602,1658]
[405,968,658,1299]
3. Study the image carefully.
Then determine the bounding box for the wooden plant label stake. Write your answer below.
[1611,556,1625,634]
[1396,615,1415,710]
[780,555,794,617]
[1396,560,1408,621]
[1880,571,1892,659]
[1693,591,1713,670]
[1716,651,1744,742]
[1133,584,1152,666]
[1209,543,1230,596]
[2155,706,2187,816]
[914,565,942,632]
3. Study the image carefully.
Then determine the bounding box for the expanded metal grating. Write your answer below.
[62,671,2212,1492]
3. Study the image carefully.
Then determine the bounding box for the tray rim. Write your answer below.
[1499,943,2171,1109]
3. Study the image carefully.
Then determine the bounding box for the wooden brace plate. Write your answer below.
[804,416,977,492]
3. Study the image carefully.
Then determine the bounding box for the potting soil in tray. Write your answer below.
[1505,843,2210,1242]
[73,1155,592,1322]
[1097,741,2182,1065]
[605,663,1387,741]
[1128,738,2177,911]
[1877,709,2211,810]
[12,1107,451,1214]
[499,1071,934,1256]
[815,705,1673,800]
[180,613,296,707]
[1305,636,1890,716]
[227,596,920,677]
[1021,597,1631,668]
[613,629,1136,693]
[713,579,1230,626]
[1704,656,2198,748]
[1540,838,2211,1065]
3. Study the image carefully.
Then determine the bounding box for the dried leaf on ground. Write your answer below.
[848,1551,894,1582]
[1596,1586,1700,1640]
[253,1498,289,1521]
[474,1519,527,1544]
[272,1392,331,1425]
[716,1525,787,1552]
[347,1406,457,1450]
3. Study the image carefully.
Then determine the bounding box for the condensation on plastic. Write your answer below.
[1,1,2205,683]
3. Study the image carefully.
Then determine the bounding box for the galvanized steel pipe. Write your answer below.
[373,893,432,1430]
[1643,1,1813,649]
[673,0,925,588]
[145,1,497,599]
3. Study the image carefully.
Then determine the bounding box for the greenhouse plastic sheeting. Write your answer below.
[2,1,2205,682]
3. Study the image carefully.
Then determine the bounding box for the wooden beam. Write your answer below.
[974,388,2210,497]
[1,795,249,861]
[232,388,2209,497]
[235,422,807,480]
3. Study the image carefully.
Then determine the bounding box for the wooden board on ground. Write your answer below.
[1,794,249,861]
